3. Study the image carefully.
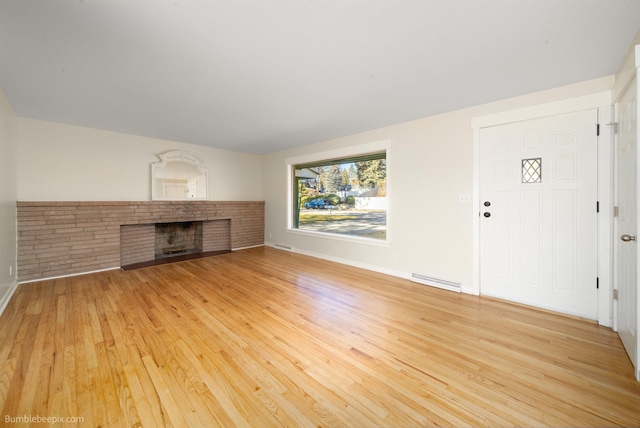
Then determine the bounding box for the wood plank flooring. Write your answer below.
[1,246,639,427]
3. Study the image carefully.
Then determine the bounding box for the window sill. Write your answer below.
[287,227,391,247]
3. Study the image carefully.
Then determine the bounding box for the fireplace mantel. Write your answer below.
[17,201,265,281]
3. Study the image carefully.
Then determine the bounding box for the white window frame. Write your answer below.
[286,139,392,245]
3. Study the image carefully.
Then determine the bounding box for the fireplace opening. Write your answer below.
[155,221,203,259]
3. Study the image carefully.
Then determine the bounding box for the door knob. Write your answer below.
[483,212,491,218]
[620,234,637,242]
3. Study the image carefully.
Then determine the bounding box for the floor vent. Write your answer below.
[274,243,293,251]
[411,273,461,293]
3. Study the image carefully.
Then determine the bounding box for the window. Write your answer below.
[522,158,542,183]
[291,151,387,241]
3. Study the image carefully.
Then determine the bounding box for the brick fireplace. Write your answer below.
[119,218,232,267]
[17,201,264,281]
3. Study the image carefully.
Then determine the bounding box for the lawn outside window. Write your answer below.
[290,150,387,241]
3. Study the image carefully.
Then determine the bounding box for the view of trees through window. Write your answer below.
[292,152,387,240]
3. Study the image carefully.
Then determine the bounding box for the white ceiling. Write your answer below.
[1,0,639,154]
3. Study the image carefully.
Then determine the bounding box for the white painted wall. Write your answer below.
[0,90,18,313]
[3,74,617,302]
[16,118,263,201]
[262,77,615,292]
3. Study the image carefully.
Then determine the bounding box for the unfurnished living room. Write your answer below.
[1,1,640,427]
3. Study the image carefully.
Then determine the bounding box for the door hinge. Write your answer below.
[596,277,599,289]
[614,206,619,217]
[596,201,600,213]
[613,289,619,300]
[596,124,600,136]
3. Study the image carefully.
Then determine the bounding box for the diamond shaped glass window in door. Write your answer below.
[522,158,542,183]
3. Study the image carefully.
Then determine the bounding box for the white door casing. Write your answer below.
[479,109,599,319]
[614,76,638,376]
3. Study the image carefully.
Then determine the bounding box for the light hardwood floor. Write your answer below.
[1,246,639,427]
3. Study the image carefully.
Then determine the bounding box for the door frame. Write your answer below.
[471,92,614,326]
[612,43,640,381]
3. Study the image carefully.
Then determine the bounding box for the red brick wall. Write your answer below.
[17,201,264,281]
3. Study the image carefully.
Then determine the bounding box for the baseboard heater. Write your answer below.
[411,273,461,293]
[274,243,293,251]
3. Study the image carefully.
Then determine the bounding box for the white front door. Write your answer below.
[479,110,599,318]
[615,76,638,375]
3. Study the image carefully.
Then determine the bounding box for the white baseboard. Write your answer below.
[18,266,121,285]
[265,241,472,295]
[232,244,265,251]
[265,241,409,281]
[0,279,20,317]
